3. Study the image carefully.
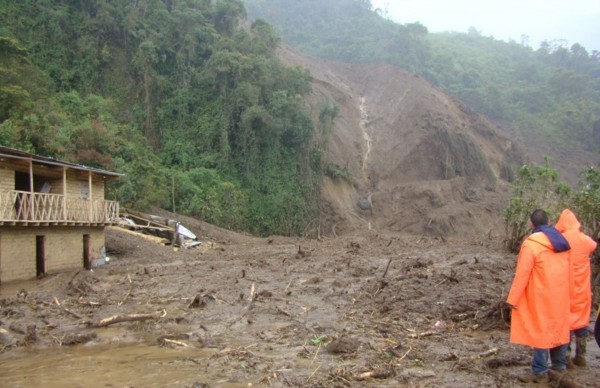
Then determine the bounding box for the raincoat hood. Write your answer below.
[555,208,581,233]
[531,224,570,252]
[555,208,598,331]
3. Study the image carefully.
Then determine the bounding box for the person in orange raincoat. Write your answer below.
[555,208,597,367]
[506,209,571,383]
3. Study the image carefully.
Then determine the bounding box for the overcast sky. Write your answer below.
[370,0,600,53]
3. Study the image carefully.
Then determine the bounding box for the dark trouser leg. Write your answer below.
[532,348,549,374]
[549,344,568,371]
[518,349,550,383]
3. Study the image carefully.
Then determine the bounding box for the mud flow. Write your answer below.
[1,227,599,387]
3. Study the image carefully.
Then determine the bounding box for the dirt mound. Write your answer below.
[278,45,526,239]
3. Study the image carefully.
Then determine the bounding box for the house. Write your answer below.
[0,146,122,284]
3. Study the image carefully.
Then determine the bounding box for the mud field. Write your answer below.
[0,221,598,388]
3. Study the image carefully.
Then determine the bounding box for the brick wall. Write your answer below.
[0,226,105,283]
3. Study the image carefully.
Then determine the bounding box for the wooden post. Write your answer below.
[172,174,175,214]
[171,222,180,247]
[29,159,34,220]
[88,171,93,222]
[62,167,67,221]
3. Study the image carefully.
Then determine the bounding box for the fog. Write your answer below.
[371,0,600,52]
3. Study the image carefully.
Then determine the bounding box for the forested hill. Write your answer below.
[245,0,600,182]
[0,0,327,236]
[1,0,599,238]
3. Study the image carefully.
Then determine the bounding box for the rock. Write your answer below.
[326,336,360,354]
[0,328,17,346]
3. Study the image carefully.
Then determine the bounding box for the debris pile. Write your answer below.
[117,208,202,249]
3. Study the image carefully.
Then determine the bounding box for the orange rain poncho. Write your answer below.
[555,209,597,331]
[506,231,571,348]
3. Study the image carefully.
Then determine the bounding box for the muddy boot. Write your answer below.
[565,345,576,369]
[566,351,576,369]
[548,369,576,386]
[572,336,587,367]
[518,372,549,383]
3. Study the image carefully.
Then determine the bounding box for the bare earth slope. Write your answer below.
[278,45,526,239]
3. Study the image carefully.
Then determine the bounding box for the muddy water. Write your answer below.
[0,276,344,387]
[359,96,372,183]
[0,279,40,298]
[0,341,253,387]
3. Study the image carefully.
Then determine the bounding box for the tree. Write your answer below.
[213,0,246,35]
[503,158,571,252]
[0,37,45,122]
[572,166,600,239]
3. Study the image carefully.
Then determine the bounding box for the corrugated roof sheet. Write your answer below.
[0,145,123,178]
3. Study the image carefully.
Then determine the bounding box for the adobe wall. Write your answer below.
[0,168,15,219]
[1,165,105,201]
[60,171,105,200]
[0,226,105,283]
[0,167,14,191]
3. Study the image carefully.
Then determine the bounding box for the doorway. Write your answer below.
[15,172,31,220]
[36,235,46,277]
[83,234,91,270]
[14,171,30,191]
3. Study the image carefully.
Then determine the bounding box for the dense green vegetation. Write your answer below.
[503,158,571,251]
[245,0,429,72]
[503,158,600,252]
[426,32,600,148]
[0,0,326,236]
[2,0,599,238]
[245,0,600,153]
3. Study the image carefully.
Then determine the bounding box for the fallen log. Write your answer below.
[93,310,166,327]
[406,330,437,339]
[159,338,188,348]
[354,368,394,381]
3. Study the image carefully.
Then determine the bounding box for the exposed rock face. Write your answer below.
[278,45,527,238]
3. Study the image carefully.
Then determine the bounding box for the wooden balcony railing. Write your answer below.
[0,190,119,226]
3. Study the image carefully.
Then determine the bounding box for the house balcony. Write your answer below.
[0,190,119,226]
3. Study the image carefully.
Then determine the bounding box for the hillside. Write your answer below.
[277,45,526,238]
[1,4,599,386]
[2,0,598,238]
[245,0,600,189]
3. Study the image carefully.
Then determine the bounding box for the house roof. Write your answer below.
[0,146,124,179]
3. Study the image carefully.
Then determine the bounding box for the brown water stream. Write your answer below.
[0,341,253,387]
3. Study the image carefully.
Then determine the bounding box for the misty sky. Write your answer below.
[371,0,600,53]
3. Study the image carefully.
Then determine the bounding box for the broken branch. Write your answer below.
[54,297,83,320]
[93,310,166,327]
